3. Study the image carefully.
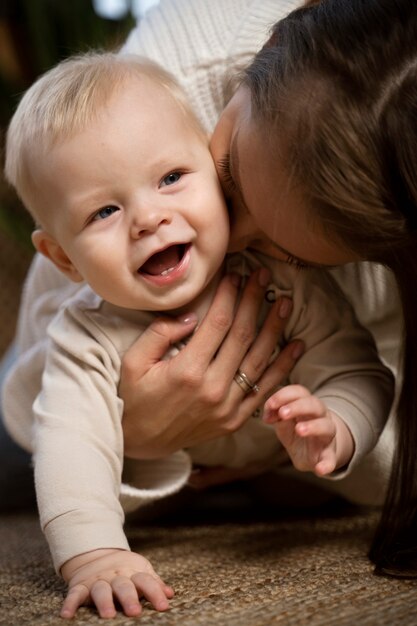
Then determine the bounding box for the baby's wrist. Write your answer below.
[61,548,126,581]
[332,412,355,470]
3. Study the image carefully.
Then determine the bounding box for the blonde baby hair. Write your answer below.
[4,50,205,217]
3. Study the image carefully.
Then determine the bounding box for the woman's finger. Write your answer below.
[214,340,305,433]
[173,273,241,372]
[213,269,271,379]
[121,314,198,383]
[228,297,293,399]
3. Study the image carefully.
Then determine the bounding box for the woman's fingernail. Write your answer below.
[258,268,271,287]
[177,312,198,324]
[278,297,292,319]
[291,341,304,359]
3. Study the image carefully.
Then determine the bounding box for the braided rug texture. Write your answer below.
[1,505,417,626]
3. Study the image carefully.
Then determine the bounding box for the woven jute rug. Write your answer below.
[1,230,416,625]
[1,490,417,626]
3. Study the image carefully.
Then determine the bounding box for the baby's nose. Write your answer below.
[130,210,171,238]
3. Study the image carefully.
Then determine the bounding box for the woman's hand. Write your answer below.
[120,270,304,459]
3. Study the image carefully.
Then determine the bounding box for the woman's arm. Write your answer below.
[120,271,303,459]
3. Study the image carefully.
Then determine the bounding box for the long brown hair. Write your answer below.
[245,0,417,575]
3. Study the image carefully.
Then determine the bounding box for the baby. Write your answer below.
[2,51,393,619]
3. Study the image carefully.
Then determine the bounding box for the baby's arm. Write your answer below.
[60,548,174,619]
[263,384,354,476]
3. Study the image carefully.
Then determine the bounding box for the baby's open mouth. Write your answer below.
[138,244,188,276]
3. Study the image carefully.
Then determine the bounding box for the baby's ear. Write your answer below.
[31,229,83,283]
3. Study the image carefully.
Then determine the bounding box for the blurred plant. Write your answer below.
[0,0,135,249]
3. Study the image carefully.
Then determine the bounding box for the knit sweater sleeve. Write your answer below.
[283,267,395,478]
[33,298,190,573]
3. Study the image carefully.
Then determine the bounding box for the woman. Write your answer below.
[1,0,413,574]
[121,0,417,575]
[227,0,415,576]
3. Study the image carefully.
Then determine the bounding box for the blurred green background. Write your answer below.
[0,0,139,355]
[0,0,136,249]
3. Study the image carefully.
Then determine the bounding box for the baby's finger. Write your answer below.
[314,453,337,476]
[164,583,175,598]
[111,576,142,617]
[60,584,90,619]
[131,572,172,611]
[295,417,336,440]
[265,384,310,412]
[90,579,117,619]
[275,395,326,422]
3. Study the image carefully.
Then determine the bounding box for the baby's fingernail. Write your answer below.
[278,297,292,319]
[157,599,170,611]
[258,267,271,287]
[177,312,198,324]
[279,406,290,418]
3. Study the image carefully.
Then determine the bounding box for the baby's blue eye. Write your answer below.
[93,205,119,221]
[160,172,181,187]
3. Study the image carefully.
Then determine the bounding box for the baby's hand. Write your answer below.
[60,548,174,619]
[263,384,354,476]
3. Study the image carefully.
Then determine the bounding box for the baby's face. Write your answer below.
[31,77,229,312]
